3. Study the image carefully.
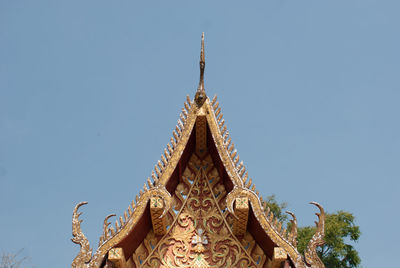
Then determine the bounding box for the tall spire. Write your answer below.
[195,33,206,107]
[198,32,205,92]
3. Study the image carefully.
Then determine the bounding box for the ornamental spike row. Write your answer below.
[223,132,229,143]
[237,161,244,172]
[153,174,159,185]
[218,118,225,129]
[226,141,233,151]
[97,95,194,247]
[215,107,221,117]
[282,227,287,238]
[245,178,252,188]
[186,95,192,107]
[239,167,246,177]
[157,160,164,172]
[269,210,274,222]
[180,112,186,123]
[217,113,223,122]
[221,125,227,136]
[261,200,266,209]
[228,143,235,154]
[181,108,188,119]
[170,137,176,148]
[143,183,148,192]
[128,205,133,216]
[213,101,219,110]
[223,134,229,144]
[154,165,162,178]
[184,101,190,112]
[124,211,128,223]
[175,123,182,135]
[115,220,120,232]
[161,155,168,167]
[110,226,115,236]
[167,143,173,154]
[234,154,240,165]
[164,148,171,160]
[147,177,153,188]
[243,176,249,186]
[119,216,124,227]
[173,131,179,143]
[225,137,231,147]
[178,120,184,132]
[151,171,158,181]
[211,95,217,106]
[231,150,237,160]
[277,221,282,233]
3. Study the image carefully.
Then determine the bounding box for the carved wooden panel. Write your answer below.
[129,153,267,267]
[108,248,127,268]
[150,197,167,236]
[233,197,249,236]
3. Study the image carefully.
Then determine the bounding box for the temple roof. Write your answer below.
[71,34,325,268]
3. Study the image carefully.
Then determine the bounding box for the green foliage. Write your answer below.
[264,195,289,223]
[264,196,361,268]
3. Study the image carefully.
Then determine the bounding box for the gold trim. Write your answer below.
[71,95,325,268]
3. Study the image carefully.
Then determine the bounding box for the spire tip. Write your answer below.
[201,32,205,64]
[195,33,206,107]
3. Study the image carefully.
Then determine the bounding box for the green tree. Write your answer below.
[264,195,361,268]
[264,194,289,223]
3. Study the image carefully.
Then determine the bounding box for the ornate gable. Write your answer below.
[71,34,325,268]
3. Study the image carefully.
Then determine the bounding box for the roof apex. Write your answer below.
[195,32,207,107]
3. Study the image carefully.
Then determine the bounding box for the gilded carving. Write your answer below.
[71,34,326,267]
[71,202,92,268]
[129,154,265,267]
[150,197,167,236]
[286,211,298,247]
[108,248,127,268]
[304,202,325,268]
[233,197,249,236]
[195,116,207,158]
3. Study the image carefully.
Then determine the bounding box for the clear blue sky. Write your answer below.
[1,1,399,267]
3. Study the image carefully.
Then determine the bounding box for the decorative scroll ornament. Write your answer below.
[71,202,92,268]
[225,186,262,218]
[131,154,263,267]
[304,202,326,268]
[70,183,172,268]
[99,214,116,246]
[286,211,298,247]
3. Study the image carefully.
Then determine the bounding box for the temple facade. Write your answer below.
[71,34,325,268]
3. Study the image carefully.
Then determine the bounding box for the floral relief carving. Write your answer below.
[129,153,266,267]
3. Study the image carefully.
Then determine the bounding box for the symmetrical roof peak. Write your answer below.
[195,32,207,107]
[71,34,326,268]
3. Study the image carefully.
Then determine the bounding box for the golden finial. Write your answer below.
[195,32,206,107]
